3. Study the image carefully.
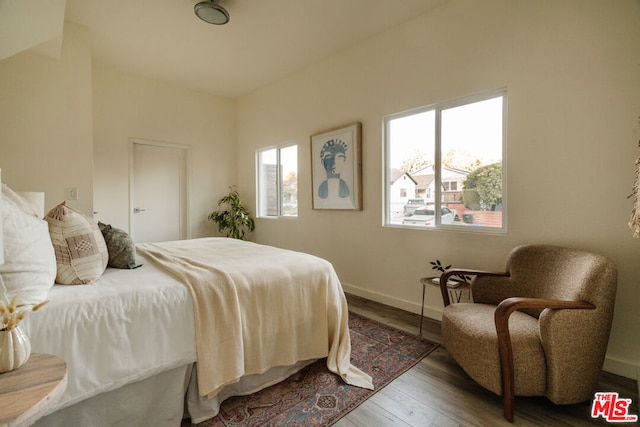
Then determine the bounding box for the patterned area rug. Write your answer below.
[187,311,439,426]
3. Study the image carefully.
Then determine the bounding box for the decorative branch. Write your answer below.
[0,297,48,331]
[430,259,471,282]
[629,116,640,238]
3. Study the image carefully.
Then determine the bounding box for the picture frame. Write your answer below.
[311,122,362,210]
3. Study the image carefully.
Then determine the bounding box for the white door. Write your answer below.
[131,141,188,243]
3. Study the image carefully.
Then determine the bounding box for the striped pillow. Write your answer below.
[45,202,108,285]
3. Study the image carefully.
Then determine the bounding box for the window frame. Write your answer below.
[256,143,298,219]
[383,89,507,233]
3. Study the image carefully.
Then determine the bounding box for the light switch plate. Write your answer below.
[66,187,78,201]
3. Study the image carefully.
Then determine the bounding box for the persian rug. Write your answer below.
[186,311,439,426]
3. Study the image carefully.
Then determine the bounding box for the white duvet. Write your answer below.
[22,237,371,417]
[22,256,197,413]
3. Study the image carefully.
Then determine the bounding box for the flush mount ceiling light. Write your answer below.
[194,0,230,25]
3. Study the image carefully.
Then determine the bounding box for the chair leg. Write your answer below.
[503,389,514,422]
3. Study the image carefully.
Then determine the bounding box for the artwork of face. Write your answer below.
[311,122,361,210]
[320,139,348,179]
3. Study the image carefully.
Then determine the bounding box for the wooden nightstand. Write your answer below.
[0,353,67,427]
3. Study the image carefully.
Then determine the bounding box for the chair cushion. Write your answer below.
[442,303,546,396]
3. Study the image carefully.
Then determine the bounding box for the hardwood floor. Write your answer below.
[341,294,639,427]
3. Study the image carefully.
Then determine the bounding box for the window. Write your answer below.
[384,91,505,231]
[442,181,458,191]
[257,144,297,218]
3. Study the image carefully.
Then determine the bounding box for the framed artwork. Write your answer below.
[311,122,362,210]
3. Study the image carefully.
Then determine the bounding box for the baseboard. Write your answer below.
[602,356,640,383]
[341,282,443,322]
[342,282,638,382]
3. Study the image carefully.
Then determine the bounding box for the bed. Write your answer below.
[0,185,372,426]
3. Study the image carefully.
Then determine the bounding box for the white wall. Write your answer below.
[237,0,640,378]
[0,0,65,61]
[0,21,237,239]
[0,22,93,215]
[92,62,237,237]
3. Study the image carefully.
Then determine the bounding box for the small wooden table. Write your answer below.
[419,276,471,335]
[0,353,67,427]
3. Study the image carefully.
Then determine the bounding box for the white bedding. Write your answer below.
[137,238,373,397]
[22,255,197,413]
[22,237,371,424]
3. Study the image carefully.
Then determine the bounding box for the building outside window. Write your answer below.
[257,144,297,218]
[384,90,506,231]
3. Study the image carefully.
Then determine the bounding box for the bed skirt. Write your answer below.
[35,359,316,426]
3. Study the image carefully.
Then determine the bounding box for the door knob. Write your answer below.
[134,208,147,213]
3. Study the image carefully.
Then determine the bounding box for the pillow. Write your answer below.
[98,222,142,269]
[45,202,108,285]
[2,185,40,217]
[0,185,56,305]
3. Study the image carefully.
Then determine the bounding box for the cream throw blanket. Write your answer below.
[136,238,373,398]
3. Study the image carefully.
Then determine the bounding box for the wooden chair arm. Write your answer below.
[495,297,595,318]
[493,297,595,422]
[440,269,508,307]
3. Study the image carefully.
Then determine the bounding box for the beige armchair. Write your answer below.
[439,244,617,422]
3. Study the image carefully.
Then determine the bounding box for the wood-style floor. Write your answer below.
[340,294,639,427]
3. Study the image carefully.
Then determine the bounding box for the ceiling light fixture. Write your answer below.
[194,0,230,25]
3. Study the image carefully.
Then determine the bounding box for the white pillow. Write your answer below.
[0,186,56,305]
[2,184,40,217]
[45,202,108,285]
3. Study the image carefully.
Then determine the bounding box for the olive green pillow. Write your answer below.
[98,222,142,269]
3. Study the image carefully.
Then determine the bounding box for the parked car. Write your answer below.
[402,206,457,226]
[403,199,426,216]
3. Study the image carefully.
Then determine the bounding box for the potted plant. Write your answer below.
[208,186,255,240]
[0,297,48,372]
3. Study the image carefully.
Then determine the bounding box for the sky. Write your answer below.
[260,145,298,177]
[388,96,503,170]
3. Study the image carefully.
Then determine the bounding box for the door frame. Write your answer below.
[129,138,191,241]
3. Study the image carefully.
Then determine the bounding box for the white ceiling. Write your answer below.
[64,0,444,98]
